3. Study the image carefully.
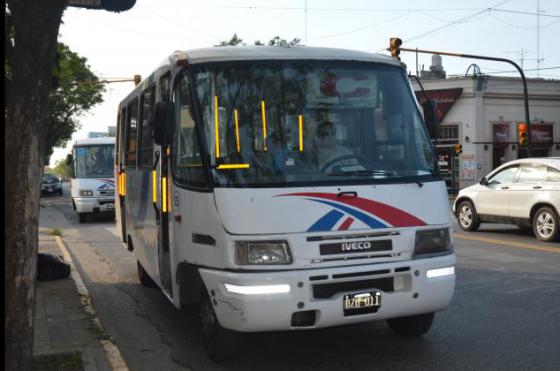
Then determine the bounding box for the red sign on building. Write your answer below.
[415,88,463,124]
[530,124,553,145]
[492,123,510,144]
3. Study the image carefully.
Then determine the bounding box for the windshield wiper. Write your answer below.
[328,170,387,177]
[328,169,424,187]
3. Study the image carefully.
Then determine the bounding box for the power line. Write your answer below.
[139,7,224,40]
[155,3,560,17]
[403,0,512,44]
[310,11,415,41]
[489,13,560,29]
[492,8,560,18]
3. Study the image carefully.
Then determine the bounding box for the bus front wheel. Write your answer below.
[387,312,435,337]
[78,213,87,223]
[200,291,237,362]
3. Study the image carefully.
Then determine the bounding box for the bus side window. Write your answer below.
[138,86,155,168]
[125,98,139,167]
[172,78,207,188]
[118,108,127,166]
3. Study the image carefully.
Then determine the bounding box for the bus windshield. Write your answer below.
[175,61,435,187]
[74,145,115,178]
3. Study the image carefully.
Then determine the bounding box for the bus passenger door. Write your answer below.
[157,145,173,296]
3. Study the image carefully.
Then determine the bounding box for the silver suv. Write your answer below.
[453,158,560,242]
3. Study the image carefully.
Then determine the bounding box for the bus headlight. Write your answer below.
[79,190,94,196]
[414,228,452,255]
[235,241,293,265]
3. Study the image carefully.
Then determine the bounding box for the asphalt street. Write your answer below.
[39,184,560,371]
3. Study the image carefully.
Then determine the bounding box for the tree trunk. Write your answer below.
[5,1,67,370]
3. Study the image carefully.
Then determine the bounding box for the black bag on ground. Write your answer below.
[37,253,71,281]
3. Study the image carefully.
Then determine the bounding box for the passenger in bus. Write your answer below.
[266,132,288,174]
[312,121,354,172]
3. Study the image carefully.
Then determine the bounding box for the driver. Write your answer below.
[312,121,353,172]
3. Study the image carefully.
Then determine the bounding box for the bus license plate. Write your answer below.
[106,203,114,209]
[343,291,381,316]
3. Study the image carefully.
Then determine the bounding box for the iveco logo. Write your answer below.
[341,241,372,251]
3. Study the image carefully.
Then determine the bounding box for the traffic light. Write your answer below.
[454,144,463,155]
[518,123,528,146]
[388,37,402,59]
[133,74,141,86]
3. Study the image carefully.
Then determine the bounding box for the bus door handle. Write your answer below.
[337,191,357,198]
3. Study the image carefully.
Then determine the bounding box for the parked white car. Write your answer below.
[453,158,560,242]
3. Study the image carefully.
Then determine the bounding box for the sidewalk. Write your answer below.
[34,229,113,371]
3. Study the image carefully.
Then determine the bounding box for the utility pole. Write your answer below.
[304,0,308,45]
[537,0,541,77]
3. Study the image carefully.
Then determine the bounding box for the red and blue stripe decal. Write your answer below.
[277,192,426,232]
[97,178,115,190]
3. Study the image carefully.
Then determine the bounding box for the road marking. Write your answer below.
[454,233,560,254]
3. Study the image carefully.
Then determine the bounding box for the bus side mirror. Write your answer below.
[422,99,438,139]
[65,153,75,178]
[152,101,174,146]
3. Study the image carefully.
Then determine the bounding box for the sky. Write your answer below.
[50,0,560,166]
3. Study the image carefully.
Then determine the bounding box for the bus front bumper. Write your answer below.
[199,254,455,332]
[74,197,115,213]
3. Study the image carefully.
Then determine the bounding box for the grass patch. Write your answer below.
[33,351,82,371]
[87,321,112,341]
[48,228,63,236]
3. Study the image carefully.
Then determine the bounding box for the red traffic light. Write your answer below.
[388,37,403,59]
[518,123,528,145]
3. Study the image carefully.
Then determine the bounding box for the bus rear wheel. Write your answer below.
[387,312,435,337]
[200,291,237,362]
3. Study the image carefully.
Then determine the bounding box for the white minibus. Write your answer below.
[70,137,116,223]
[115,46,455,360]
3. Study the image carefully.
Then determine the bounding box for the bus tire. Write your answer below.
[387,312,435,338]
[200,291,237,362]
[137,261,158,288]
[78,213,87,223]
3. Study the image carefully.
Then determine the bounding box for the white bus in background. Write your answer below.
[116,46,455,361]
[69,137,116,223]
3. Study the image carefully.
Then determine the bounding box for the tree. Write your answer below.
[266,36,301,47]
[5,1,134,369]
[53,158,73,179]
[5,2,67,369]
[216,33,244,46]
[217,34,301,47]
[43,43,105,164]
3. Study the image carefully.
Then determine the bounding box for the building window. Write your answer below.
[439,125,459,141]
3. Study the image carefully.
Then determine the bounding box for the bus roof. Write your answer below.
[73,137,115,147]
[120,46,402,108]
[163,46,400,67]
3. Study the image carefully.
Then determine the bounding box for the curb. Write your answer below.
[54,236,130,371]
